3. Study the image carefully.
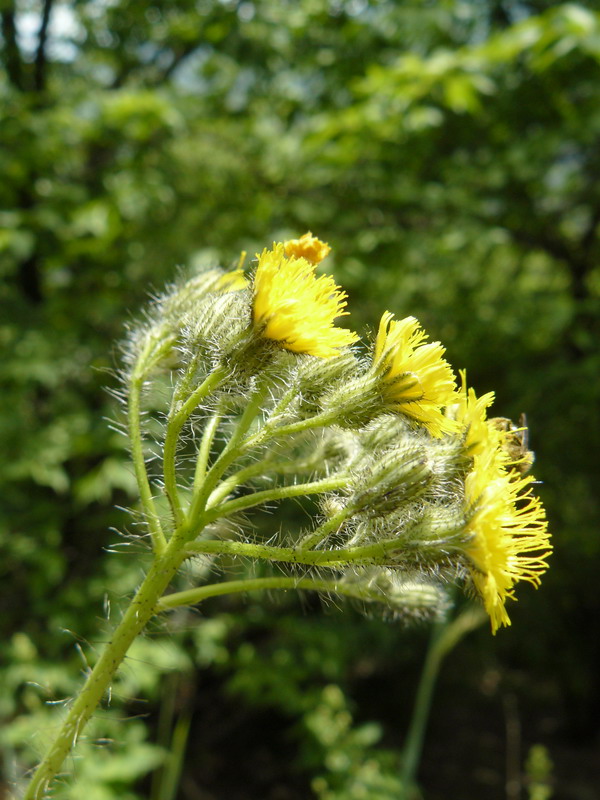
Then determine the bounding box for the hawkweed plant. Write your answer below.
[22,233,552,799]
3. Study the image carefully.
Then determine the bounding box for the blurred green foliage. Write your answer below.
[1,1,599,798]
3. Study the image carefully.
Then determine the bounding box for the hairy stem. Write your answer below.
[203,474,348,524]
[156,575,385,612]
[185,378,271,530]
[22,543,187,800]
[243,407,340,452]
[163,367,228,526]
[128,377,166,554]
[297,502,360,550]
[186,538,351,566]
[185,532,448,566]
[193,405,223,493]
[206,450,327,509]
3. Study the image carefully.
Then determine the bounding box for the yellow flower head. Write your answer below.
[450,370,498,457]
[464,452,551,633]
[451,372,534,473]
[373,311,458,437]
[252,243,358,358]
[283,232,332,265]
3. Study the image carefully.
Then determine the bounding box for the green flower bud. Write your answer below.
[124,321,178,378]
[350,442,434,517]
[293,350,360,399]
[159,268,245,321]
[125,267,249,378]
[339,567,450,621]
[181,289,251,356]
[359,414,415,450]
[319,370,386,428]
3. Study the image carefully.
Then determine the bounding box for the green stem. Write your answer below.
[128,377,166,554]
[23,561,403,799]
[162,425,185,526]
[204,459,277,508]
[173,365,228,426]
[22,542,188,800]
[203,474,348,524]
[155,575,376,612]
[186,538,346,566]
[297,502,359,550]
[206,451,326,509]
[399,607,485,797]
[163,367,228,526]
[150,673,180,800]
[193,405,223,493]
[161,714,192,800]
[185,378,270,530]
[171,351,203,407]
[151,699,192,800]
[185,533,451,567]
[243,406,339,452]
[261,382,300,424]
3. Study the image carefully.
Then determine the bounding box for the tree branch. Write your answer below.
[34,0,54,92]
[159,42,202,83]
[1,6,25,90]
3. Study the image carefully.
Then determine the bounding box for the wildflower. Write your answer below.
[283,232,331,264]
[450,372,534,473]
[449,371,496,456]
[463,451,551,633]
[372,312,458,437]
[252,243,358,358]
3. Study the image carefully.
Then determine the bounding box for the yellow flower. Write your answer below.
[450,370,499,457]
[373,312,458,437]
[451,372,533,472]
[252,243,358,358]
[283,232,332,265]
[464,451,551,633]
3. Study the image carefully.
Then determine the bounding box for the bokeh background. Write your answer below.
[1,1,599,798]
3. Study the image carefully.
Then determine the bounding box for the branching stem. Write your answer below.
[163,367,228,526]
[206,450,328,508]
[242,407,340,452]
[185,377,271,530]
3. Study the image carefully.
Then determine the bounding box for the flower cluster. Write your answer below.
[27,230,555,800]
[128,233,551,632]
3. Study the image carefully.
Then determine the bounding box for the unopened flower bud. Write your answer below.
[125,321,178,378]
[160,268,247,321]
[290,350,360,415]
[319,371,384,428]
[182,290,251,354]
[339,567,449,621]
[127,267,249,378]
[351,443,433,516]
